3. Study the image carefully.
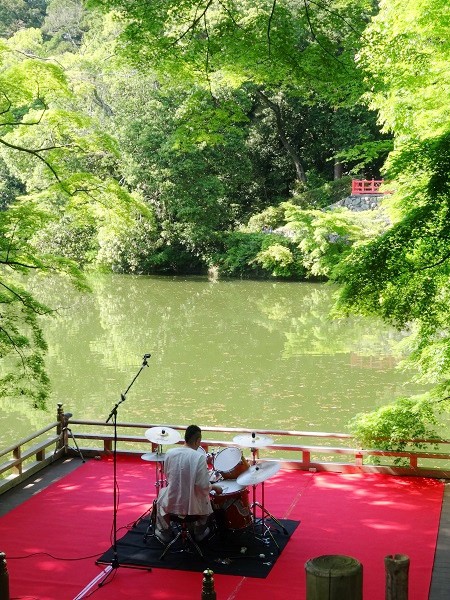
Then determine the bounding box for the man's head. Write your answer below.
[185,424,201,447]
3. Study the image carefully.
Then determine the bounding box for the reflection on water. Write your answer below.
[0,274,430,449]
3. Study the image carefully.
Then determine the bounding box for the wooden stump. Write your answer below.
[0,552,9,600]
[385,554,409,600]
[305,555,363,600]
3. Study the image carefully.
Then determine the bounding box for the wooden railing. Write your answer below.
[1,404,449,495]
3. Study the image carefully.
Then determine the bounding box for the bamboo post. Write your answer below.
[201,569,216,600]
[385,554,409,600]
[305,555,362,600]
[0,552,10,600]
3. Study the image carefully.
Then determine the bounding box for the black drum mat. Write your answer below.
[97,517,299,578]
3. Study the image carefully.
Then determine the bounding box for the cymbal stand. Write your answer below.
[132,444,167,542]
[141,444,166,540]
[153,443,166,495]
[249,450,288,552]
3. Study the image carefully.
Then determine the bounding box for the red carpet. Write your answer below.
[0,455,443,600]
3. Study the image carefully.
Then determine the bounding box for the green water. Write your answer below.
[0,274,432,449]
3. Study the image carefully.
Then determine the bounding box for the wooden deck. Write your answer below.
[0,456,449,599]
[430,482,450,600]
[1,412,450,598]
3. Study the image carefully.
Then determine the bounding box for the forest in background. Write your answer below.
[0,0,449,454]
[0,0,391,279]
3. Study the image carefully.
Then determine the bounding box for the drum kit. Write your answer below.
[139,426,287,548]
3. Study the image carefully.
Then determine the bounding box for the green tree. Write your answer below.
[0,28,148,405]
[42,0,87,51]
[349,396,439,464]
[332,0,450,441]
[88,0,381,186]
[0,0,47,38]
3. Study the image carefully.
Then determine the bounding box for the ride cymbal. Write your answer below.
[233,433,274,448]
[145,426,181,445]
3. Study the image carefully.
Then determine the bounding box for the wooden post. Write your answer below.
[56,403,66,454]
[355,452,363,467]
[57,403,64,434]
[385,554,409,600]
[12,446,21,475]
[0,552,10,600]
[201,569,216,600]
[305,555,362,600]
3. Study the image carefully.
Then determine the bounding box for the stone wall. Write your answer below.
[329,194,384,211]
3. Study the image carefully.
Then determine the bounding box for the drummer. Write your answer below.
[154,424,223,543]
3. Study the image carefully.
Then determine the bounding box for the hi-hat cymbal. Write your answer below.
[233,433,274,448]
[236,461,281,486]
[141,452,166,462]
[145,426,181,445]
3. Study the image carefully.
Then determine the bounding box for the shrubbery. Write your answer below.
[349,396,440,464]
[213,231,306,279]
[291,176,352,209]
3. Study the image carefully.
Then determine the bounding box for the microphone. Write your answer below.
[143,353,151,359]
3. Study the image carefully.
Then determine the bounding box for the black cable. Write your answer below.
[7,551,102,561]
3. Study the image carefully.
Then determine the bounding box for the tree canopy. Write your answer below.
[0,0,449,448]
[332,0,450,434]
[0,25,148,406]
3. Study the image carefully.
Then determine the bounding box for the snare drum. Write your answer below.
[210,481,251,530]
[213,447,249,480]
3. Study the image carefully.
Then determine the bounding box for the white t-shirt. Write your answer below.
[157,446,212,516]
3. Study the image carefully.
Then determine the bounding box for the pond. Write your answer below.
[0,274,432,450]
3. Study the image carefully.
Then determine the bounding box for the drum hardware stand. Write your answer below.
[139,426,181,543]
[76,353,153,599]
[141,444,166,541]
[133,443,166,529]
[53,412,85,463]
[247,448,287,552]
[250,480,288,552]
[153,443,167,494]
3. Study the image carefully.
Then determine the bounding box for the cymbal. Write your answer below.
[141,452,166,462]
[212,479,245,495]
[236,461,281,486]
[233,433,274,448]
[145,426,181,445]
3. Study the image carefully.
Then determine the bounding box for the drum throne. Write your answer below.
[158,514,204,560]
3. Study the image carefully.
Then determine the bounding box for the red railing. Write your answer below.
[351,179,385,195]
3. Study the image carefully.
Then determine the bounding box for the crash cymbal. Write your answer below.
[233,433,274,448]
[141,452,166,462]
[212,479,245,495]
[145,426,181,445]
[236,461,281,486]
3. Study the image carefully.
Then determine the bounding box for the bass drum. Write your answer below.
[210,480,252,530]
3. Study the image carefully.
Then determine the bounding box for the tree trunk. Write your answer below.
[334,159,343,180]
[256,90,307,185]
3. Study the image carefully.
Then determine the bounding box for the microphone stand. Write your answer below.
[76,354,152,598]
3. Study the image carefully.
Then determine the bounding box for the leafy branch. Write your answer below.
[172,0,214,46]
